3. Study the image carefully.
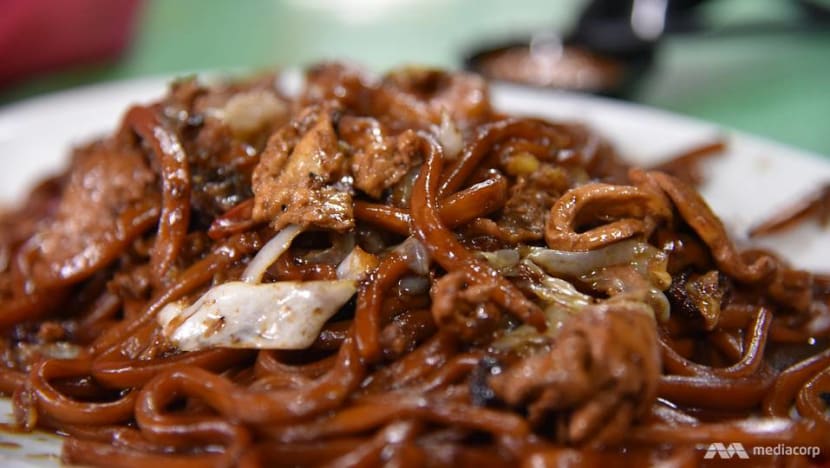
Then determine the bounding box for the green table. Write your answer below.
[2,0,829,156]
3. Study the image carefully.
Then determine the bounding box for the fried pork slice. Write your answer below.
[252,104,353,231]
[489,301,660,447]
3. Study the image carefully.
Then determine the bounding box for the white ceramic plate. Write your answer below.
[0,76,828,466]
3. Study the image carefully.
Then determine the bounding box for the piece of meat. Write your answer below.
[494,163,572,241]
[430,270,501,342]
[24,141,158,289]
[339,116,419,199]
[301,62,377,113]
[0,177,64,306]
[376,67,492,130]
[665,269,729,330]
[0,176,63,272]
[581,262,672,322]
[252,104,354,231]
[461,162,573,244]
[156,75,288,227]
[488,301,660,447]
[301,63,491,131]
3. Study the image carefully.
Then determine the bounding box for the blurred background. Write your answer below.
[0,0,828,154]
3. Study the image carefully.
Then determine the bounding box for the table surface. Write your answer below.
[1,0,828,156]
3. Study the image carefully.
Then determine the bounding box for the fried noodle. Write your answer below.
[0,64,828,467]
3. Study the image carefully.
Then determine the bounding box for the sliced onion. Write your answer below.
[523,239,667,280]
[398,275,430,295]
[520,260,592,313]
[490,260,592,353]
[529,238,672,322]
[491,255,670,352]
[490,324,550,354]
[336,246,379,282]
[241,224,303,284]
[394,237,431,275]
[304,232,355,264]
[478,249,520,272]
[646,288,671,322]
[388,167,421,208]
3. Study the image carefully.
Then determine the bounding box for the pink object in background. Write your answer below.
[0,0,142,87]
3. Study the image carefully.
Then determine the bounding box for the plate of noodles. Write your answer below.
[0,64,828,467]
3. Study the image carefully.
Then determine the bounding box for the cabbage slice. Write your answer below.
[157,225,378,351]
[158,280,356,351]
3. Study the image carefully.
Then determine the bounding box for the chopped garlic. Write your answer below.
[158,280,356,351]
